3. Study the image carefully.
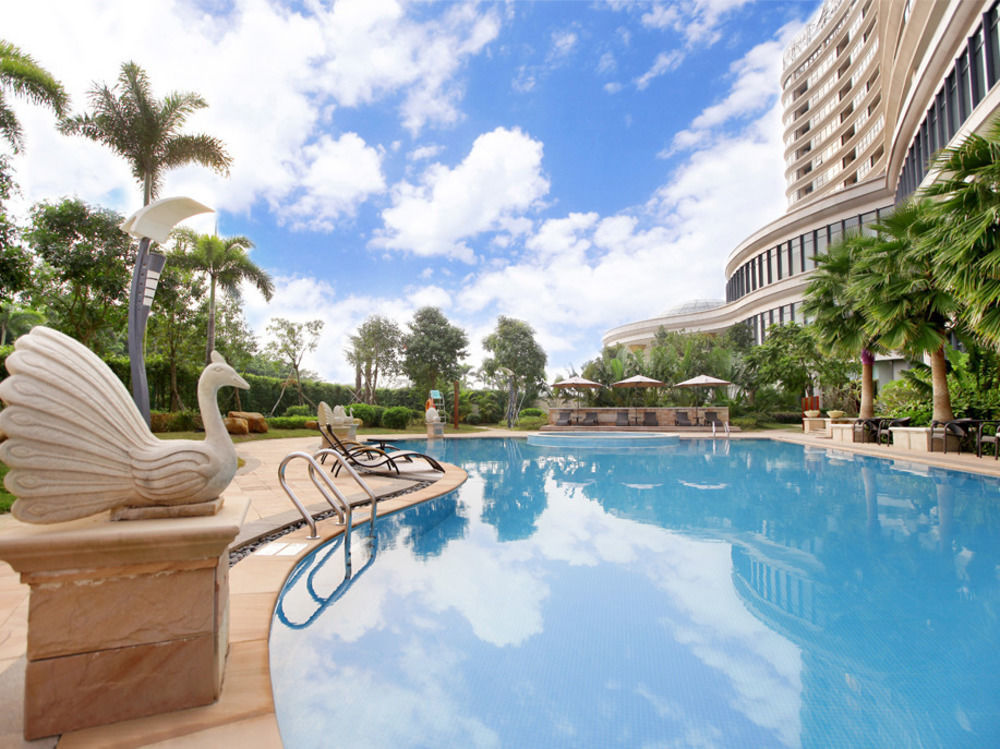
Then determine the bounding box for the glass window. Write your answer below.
[751,260,757,291]
[789,240,800,275]
[778,306,785,324]
[757,254,764,288]
[766,248,773,285]
[843,215,860,235]
[958,51,971,121]
[828,220,842,248]
[947,71,960,137]
[971,29,986,105]
[861,211,878,236]
[789,302,796,323]
[776,245,783,279]
[769,309,775,326]
[927,104,938,154]
[988,7,1000,89]
[803,232,816,270]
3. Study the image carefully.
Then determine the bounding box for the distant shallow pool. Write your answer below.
[270,438,1000,748]
[527,431,679,448]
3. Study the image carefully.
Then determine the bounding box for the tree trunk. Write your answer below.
[929,344,954,423]
[859,348,875,418]
[144,174,152,207]
[205,276,217,365]
[169,359,185,411]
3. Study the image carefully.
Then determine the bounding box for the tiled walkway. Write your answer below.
[0,428,999,746]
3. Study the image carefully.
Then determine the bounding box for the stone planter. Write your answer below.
[830,423,855,443]
[889,426,961,453]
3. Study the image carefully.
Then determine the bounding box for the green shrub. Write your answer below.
[520,407,545,418]
[268,416,313,429]
[731,416,760,430]
[284,404,313,417]
[515,415,546,430]
[465,412,482,425]
[410,408,424,423]
[381,406,412,429]
[350,404,384,427]
[770,411,804,424]
[876,378,932,425]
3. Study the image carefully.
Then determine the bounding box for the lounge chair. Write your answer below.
[674,411,694,427]
[322,425,444,476]
[555,410,571,426]
[616,410,629,426]
[581,412,598,426]
[930,418,978,454]
[642,411,658,427]
[977,421,1000,459]
[853,417,881,443]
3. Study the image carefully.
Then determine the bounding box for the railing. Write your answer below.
[277,448,380,576]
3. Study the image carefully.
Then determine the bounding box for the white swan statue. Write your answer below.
[0,326,249,524]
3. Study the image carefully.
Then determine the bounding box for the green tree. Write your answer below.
[402,307,468,396]
[24,198,134,353]
[60,61,230,205]
[265,318,324,411]
[171,228,273,364]
[803,232,884,417]
[482,316,547,425]
[0,156,33,312]
[346,315,403,404]
[923,115,1000,347]
[0,41,68,153]
[0,304,44,346]
[853,200,958,423]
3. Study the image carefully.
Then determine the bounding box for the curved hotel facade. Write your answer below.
[604,0,1000,382]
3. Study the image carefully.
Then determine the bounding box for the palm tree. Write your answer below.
[0,41,68,152]
[172,228,274,364]
[803,231,883,417]
[60,61,231,205]
[851,200,959,423]
[922,114,1000,347]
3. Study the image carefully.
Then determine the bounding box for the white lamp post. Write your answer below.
[120,197,214,424]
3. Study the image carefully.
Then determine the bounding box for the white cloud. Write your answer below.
[635,49,684,90]
[278,132,386,231]
[548,30,579,62]
[604,82,624,95]
[374,127,549,262]
[640,0,756,46]
[408,144,445,162]
[597,51,617,75]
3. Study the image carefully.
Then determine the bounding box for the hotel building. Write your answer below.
[604,0,1000,384]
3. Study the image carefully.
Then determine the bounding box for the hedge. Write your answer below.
[381,406,412,429]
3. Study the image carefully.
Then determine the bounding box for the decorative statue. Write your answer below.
[0,326,249,524]
[425,406,441,424]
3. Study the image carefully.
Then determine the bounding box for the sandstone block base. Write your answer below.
[0,497,248,740]
[830,423,855,443]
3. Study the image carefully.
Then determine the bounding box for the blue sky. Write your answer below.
[4,0,820,385]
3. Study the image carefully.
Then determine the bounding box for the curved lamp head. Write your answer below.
[121,197,214,243]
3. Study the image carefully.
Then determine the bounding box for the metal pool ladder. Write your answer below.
[277,448,379,576]
[711,420,731,438]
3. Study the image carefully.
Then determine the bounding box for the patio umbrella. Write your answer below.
[552,375,602,409]
[673,374,733,406]
[612,375,666,413]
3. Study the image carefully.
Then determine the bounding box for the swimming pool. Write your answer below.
[527,431,679,448]
[269,438,1000,748]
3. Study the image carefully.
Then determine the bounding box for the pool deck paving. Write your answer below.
[0,426,999,747]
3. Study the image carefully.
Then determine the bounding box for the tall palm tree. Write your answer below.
[803,232,883,417]
[171,228,274,363]
[923,114,1000,347]
[60,61,231,205]
[851,200,958,423]
[0,41,68,152]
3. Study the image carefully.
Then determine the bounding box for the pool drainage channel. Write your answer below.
[228,479,433,566]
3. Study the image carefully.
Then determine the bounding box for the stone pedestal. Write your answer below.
[830,423,855,443]
[0,498,248,740]
[427,422,444,439]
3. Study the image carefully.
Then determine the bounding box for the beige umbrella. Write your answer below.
[673,374,732,407]
[552,375,602,410]
[612,375,666,420]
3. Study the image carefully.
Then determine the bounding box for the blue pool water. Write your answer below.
[269,438,1000,748]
